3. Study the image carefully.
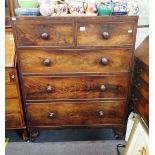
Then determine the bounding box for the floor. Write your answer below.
[5,129,125,155]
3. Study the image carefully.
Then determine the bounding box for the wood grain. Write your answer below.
[23,75,129,101]
[18,49,132,74]
[27,100,126,127]
[77,22,134,46]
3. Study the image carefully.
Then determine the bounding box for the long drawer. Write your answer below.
[23,75,129,101]
[5,84,18,98]
[5,113,23,128]
[18,49,132,74]
[5,98,21,114]
[27,100,126,127]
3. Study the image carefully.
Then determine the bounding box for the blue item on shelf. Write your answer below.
[15,8,40,16]
[112,11,127,15]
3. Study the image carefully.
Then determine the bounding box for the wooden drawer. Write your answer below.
[19,49,132,74]
[5,68,16,84]
[134,78,149,101]
[23,75,129,101]
[5,114,23,128]
[27,101,126,127]
[15,22,74,47]
[77,22,135,47]
[135,59,149,84]
[5,98,20,114]
[5,84,18,98]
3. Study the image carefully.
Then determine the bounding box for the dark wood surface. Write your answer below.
[18,49,132,74]
[131,35,149,125]
[135,36,149,66]
[22,75,129,101]
[27,101,126,127]
[12,16,138,140]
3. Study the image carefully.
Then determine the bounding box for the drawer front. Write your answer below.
[135,60,149,84]
[134,78,149,101]
[15,23,74,47]
[19,49,132,74]
[77,22,135,47]
[5,98,21,114]
[23,75,129,101]
[5,114,23,128]
[5,68,16,84]
[27,101,126,126]
[5,84,18,98]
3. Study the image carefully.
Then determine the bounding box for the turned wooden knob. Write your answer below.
[47,85,54,93]
[48,112,55,119]
[98,111,104,117]
[101,57,109,65]
[135,81,141,88]
[102,32,109,39]
[41,32,49,40]
[100,85,106,91]
[43,58,51,66]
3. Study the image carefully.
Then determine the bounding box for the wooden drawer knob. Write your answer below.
[102,32,109,39]
[41,32,49,40]
[100,85,106,92]
[135,81,141,88]
[101,58,109,65]
[47,85,54,93]
[43,58,51,66]
[98,111,104,117]
[48,112,55,119]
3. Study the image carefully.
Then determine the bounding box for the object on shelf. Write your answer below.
[15,8,40,16]
[126,0,139,15]
[18,0,39,8]
[97,2,113,16]
[40,3,54,16]
[112,1,127,15]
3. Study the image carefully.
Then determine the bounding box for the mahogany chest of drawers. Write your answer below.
[5,32,27,140]
[12,16,138,141]
[131,36,149,125]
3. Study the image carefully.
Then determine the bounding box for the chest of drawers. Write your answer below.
[5,32,28,140]
[12,16,138,141]
[131,36,149,125]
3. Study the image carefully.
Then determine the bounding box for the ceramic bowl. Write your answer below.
[18,0,39,8]
[15,8,40,16]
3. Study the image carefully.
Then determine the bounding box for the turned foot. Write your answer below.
[29,129,40,142]
[114,127,125,140]
[16,129,28,141]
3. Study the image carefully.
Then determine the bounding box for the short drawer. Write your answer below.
[77,22,135,47]
[27,101,126,127]
[23,75,129,101]
[5,98,21,114]
[19,49,132,74]
[134,78,149,101]
[5,114,23,128]
[5,84,18,98]
[15,22,74,47]
[5,68,16,84]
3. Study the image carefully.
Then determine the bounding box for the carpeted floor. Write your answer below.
[5,129,125,155]
[6,140,125,155]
